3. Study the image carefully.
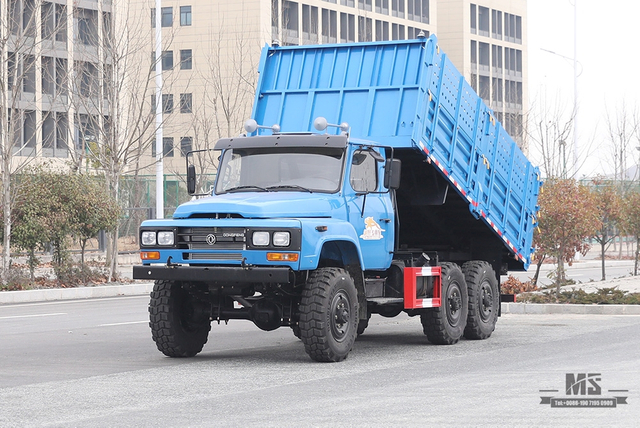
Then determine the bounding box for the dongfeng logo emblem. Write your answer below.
[206,234,217,245]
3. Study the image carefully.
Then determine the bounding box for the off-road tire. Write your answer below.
[420,262,468,345]
[462,261,499,340]
[299,268,359,362]
[149,280,211,357]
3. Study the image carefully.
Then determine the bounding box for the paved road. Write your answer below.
[1,296,639,426]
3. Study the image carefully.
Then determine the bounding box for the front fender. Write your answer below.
[299,219,364,270]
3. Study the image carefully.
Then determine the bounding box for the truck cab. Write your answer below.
[135,127,408,362]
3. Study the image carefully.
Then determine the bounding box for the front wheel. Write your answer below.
[299,268,359,362]
[420,263,468,345]
[149,280,211,357]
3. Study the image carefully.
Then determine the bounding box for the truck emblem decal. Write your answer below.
[360,217,384,240]
[206,234,217,245]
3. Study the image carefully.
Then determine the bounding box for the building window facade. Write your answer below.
[358,16,372,42]
[180,137,193,156]
[180,6,191,26]
[391,23,404,40]
[375,0,389,15]
[151,7,173,28]
[180,93,192,113]
[392,0,404,18]
[358,0,372,12]
[302,4,318,44]
[407,0,428,24]
[322,9,337,43]
[180,49,192,69]
[340,13,355,43]
[282,1,299,45]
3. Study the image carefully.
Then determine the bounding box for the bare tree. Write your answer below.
[66,0,181,280]
[605,100,639,186]
[166,20,261,193]
[527,92,575,179]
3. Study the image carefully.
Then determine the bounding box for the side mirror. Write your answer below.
[187,164,196,195]
[384,159,401,190]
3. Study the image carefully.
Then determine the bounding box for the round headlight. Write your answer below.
[141,231,156,246]
[157,231,174,246]
[273,231,290,247]
[252,231,270,246]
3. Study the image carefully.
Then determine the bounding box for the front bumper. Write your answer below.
[133,265,291,284]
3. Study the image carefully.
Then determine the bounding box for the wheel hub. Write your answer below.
[336,306,349,324]
[449,292,462,312]
[330,292,351,342]
[446,285,462,326]
[479,282,494,321]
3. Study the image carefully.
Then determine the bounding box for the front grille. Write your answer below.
[177,227,246,250]
[186,252,244,261]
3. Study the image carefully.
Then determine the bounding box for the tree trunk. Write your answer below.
[556,250,565,302]
[532,255,546,286]
[618,236,623,259]
[106,171,120,282]
[635,235,639,276]
[2,157,11,283]
[600,238,606,281]
[80,239,87,268]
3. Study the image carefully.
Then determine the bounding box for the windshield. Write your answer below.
[215,146,345,194]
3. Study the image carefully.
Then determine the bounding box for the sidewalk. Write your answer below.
[0,281,154,304]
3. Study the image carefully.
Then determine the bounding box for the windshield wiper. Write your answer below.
[225,185,269,193]
[266,185,313,193]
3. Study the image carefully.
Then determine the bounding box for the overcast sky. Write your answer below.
[527,0,640,177]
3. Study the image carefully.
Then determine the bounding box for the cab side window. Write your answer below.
[350,151,378,192]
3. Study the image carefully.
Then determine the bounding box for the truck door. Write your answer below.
[346,148,395,270]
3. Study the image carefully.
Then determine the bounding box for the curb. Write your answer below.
[2,286,640,315]
[0,282,154,304]
[501,302,640,315]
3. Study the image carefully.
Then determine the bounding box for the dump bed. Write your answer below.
[251,36,541,269]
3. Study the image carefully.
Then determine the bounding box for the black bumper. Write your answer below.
[133,265,291,283]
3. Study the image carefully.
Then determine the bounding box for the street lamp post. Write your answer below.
[541,0,579,179]
[559,139,567,179]
[155,0,164,219]
[636,146,640,184]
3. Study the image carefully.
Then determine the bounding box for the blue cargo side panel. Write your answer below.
[411,37,541,268]
[252,40,425,146]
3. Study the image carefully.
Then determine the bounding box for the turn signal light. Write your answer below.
[267,253,299,262]
[140,251,161,260]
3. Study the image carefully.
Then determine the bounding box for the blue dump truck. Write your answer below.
[133,35,542,362]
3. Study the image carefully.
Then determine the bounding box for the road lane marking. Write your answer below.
[98,320,148,327]
[0,295,149,308]
[0,313,67,320]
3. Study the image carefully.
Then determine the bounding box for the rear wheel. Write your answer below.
[299,268,359,362]
[149,280,211,357]
[420,263,468,345]
[463,261,499,340]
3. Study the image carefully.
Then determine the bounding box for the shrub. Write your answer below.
[54,263,111,287]
[0,267,31,291]
[518,288,640,304]
[501,275,538,294]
